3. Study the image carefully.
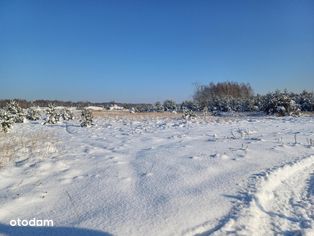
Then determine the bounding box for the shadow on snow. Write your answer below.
[0,223,112,236]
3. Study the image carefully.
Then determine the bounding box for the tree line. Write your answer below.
[1,82,313,116]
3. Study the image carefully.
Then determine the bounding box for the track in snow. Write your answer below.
[203,155,314,236]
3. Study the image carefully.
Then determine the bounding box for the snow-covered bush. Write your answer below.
[262,91,301,116]
[163,100,177,112]
[4,100,25,123]
[61,108,74,121]
[134,104,155,112]
[0,100,27,132]
[181,100,199,112]
[182,109,197,120]
[0,110,14,133]
[129,107,136,113]
[44,104,60,125]
[80,109,93,127]
[192,85,313,115]
[297,91,314,112]
[26,107,41,121]
[205,96,257,113]
[206,96,230,112]
[154,102,164,112]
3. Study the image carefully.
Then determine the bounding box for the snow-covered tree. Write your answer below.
[181,100,199,112]
[0,110,14,133]
[194,82,253,109]
[154,102,164,112]
[133,104,155,112]
[163,100,177,112]
[262,91,301,116]
[298,90,314,112]
[61,108,74,121]
[44,104,60,125]
[80,109,93,127]
[26,107,41,121]
[4,100,25,123]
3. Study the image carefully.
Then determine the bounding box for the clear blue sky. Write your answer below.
[1,0,313,103]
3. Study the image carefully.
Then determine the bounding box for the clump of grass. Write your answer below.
[0,129,56,168]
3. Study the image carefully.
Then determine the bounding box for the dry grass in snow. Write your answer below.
[0,128,56,168]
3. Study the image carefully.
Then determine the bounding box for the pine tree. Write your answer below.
[4,100,25,123]
[80,109,93,127]
[26,107,41,121]
[163,100,177,112]
[61,108,74,121]
[262,91,301,116]
[155,102,164,112]
[44,104,60,124]
[298,90,314,111]
[0,110,14,133]
[181,100,199,112]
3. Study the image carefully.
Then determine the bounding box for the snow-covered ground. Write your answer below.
[0,115,313,236]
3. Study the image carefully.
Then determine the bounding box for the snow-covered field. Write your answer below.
[0,114,313,236]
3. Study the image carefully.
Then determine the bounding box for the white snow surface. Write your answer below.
[0,115,314,236]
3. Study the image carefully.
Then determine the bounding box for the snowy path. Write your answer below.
[211,155,314,235]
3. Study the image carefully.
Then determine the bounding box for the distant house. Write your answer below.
[86,106,105,111]
[109,104,125,111]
